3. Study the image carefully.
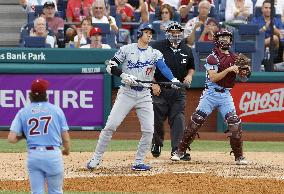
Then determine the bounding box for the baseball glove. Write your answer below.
[235,53,251,78]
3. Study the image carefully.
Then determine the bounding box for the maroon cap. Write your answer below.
[31,79,49,95]
[89,27,102,36]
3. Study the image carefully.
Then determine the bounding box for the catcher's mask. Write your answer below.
[213,29,233,50]
[165,22,184,47]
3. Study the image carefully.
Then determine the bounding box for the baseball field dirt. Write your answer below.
[0,151,284,193]
[0,131,284,193]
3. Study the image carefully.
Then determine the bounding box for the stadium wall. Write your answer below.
[0,48,283,132]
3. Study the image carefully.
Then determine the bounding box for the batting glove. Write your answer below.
[120,73,138,85]
[171,78,180,89]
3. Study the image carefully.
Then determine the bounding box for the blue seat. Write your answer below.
[24,36,49,48]
[93,23,110,34]
[235,24,265,66]
[173,11,181,22]
[19,29,29,45]
[193,41,215,71]
[134,11,141,22]
[149,13,156,23]
[219,0,226,21]
[254,7,262,17]
[27,12,36,23]
[92,23,115,48]
[152,21,166,40]
[110,5,116,17]
[35,5,43,16]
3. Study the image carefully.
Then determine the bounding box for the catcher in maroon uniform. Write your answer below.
[171,29,251,165]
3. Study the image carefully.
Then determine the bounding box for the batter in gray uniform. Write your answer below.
[86,23,180,171]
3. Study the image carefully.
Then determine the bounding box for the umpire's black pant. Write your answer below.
[152,87,186,153]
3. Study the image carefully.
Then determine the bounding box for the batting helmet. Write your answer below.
[213,29,233,50]
[137,23,155,39]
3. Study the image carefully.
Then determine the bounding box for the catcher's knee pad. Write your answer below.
[225,112,241,138]
[188,110,207,130]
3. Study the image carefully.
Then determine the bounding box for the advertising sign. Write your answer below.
[0,74,104,127]
[231,83,284,123]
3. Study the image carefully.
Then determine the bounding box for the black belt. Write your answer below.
[130,86,144,91]
[30,146,55,150]
[214,88,226,93]
[122,84,144,91]
[205,85,226,93]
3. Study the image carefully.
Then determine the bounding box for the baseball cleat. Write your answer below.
[151,144,161,158]
[131,164,151,171]
[235,156,248,165]
[180,153,191,161]
[86,158,100,171]
[170,151,181,161]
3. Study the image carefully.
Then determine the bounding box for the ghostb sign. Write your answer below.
[231,83,284,123]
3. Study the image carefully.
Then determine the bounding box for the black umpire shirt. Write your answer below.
[151,39,195,82]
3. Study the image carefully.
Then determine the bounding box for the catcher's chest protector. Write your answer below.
[213,49,237,88]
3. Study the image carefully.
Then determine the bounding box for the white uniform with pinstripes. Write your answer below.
[92,43,164,165]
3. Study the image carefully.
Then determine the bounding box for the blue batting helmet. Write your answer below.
[137,23,155,39]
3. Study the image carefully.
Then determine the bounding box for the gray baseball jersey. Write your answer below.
[114,43,164,82]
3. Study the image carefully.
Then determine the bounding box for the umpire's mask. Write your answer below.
[166,22,183,48]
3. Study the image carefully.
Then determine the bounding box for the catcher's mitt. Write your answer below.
[235,53,251,78]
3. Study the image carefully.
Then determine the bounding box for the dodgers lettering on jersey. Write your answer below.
[10,102,69,148]
[114,43,164,82]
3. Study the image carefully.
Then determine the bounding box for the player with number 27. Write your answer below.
[8,78,70,194]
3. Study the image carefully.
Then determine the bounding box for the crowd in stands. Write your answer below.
[18,0,284,71]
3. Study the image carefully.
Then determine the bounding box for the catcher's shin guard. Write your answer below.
[178,111,206,152]
[226,112,243,160]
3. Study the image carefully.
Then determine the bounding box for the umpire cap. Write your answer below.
[137,23,155,39]
[31,79,49,95]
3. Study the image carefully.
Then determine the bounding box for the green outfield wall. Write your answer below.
[0,48,283,132]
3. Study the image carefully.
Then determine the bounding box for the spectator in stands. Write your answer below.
[80,27,111,48]
[255,0,284,16]
[250,0,283,50]
[66,0,94,23]
[74,17,92,48]
[184,0,211,46]
[198,18,219,41]
[19,0,57,12]
[179,0,213,23]
[140,0,161,22]
[116,0,134,31]
[159,4,174,31]
[42,1,64,36]
[91,0,119,33]
[66,0,95,47]
[29,17,55,47]
[225,0,253,23]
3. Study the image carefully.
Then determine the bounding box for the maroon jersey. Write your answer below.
[207,48,237,88]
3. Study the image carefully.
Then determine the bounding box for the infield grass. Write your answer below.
[0,139,284,153]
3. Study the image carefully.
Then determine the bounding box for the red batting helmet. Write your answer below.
[213,29,233,50]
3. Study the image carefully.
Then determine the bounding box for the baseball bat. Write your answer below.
[136,80,189,88]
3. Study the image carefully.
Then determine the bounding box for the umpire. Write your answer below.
[150,22,195,160]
